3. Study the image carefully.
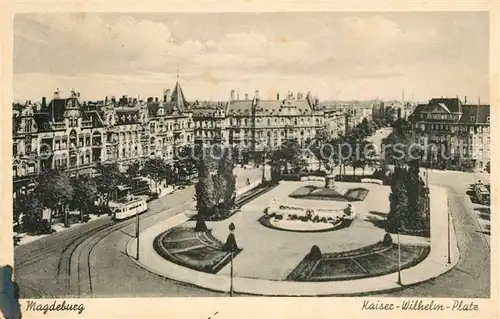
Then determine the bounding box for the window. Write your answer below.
[487,117,490,123]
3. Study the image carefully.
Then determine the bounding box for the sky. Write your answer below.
[13,12,489,103]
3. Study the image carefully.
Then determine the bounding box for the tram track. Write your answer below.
[64,199,195,297]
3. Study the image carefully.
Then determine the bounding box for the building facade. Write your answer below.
[225,90,324,152]
[12,85,376,194]
[146,82,194,163]
[12,81,194,194]
[410,97,490,171]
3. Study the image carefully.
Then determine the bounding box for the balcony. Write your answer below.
[81,121,93,128]
[52,123,66,130]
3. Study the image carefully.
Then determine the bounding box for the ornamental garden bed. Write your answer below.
[153,227,242,274]
[289,186,369,202]
[258,215,348,233]
[287,243,430,282]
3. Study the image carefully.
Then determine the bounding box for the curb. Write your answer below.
[126,186,460,296]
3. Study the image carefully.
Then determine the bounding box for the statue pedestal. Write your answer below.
[325,175,336,189]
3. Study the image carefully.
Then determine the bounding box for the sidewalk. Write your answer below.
[127,185,459,296]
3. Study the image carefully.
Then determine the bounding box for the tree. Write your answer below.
[164,163,174,186]
[35,169,73,228]
[273,138,306,173]
[94,162,126,203]
[217,148,236,212]
[386,167,409,233]
[70,175,98,223]
[194,146,236,223]
[142,157,169,193]
[175,144,202,183]
[126,161,141,178]
[195,156,216,219]
[352,140,375,176]
[20,195,44,233]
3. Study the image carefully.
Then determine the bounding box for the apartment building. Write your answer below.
[191,101,228,146]
[13,90,106,194]
[225,90,324,152]
[12,81,194,194]
[146,82,194,163]
[411,97,490,170]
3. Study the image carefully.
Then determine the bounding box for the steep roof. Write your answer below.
[460,105,490,124]
[42,97,89,122]
[428,98,463,113]
[169,81,188,112]
[192,108,220,117]
[33,113,52,131]
[226,98,314,116]
[86,110,105,127]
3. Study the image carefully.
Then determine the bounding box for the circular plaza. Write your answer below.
[127,179,456,296]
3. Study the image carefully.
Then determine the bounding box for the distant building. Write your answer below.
[146,82,194,163]
[13,89,106,194]
[191,102,228,146]
[225,90,324,152]
[410,97,490,170]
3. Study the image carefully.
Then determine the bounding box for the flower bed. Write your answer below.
[258,213,350,233]
[153,227,242,274]
[287,243,431,282]
[289,186,369,202]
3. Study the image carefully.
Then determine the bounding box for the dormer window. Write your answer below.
[470,117,475,121]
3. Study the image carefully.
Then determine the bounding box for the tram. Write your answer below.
[112,197,148,220]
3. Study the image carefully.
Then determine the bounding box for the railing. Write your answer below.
[52,123,66,130]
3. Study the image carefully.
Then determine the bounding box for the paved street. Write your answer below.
[14,164,490,298]
[374,170,490,298]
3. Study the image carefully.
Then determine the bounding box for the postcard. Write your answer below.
[1,2,498,319]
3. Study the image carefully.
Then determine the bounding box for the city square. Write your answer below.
[9,12,492,306]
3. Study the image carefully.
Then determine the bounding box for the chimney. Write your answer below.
[42,97,46,108]
[237,92,240,100]
[54,90,60,99]
[464,96,467,104]
[105,96,108,105]
[245,93,249,100]
[155,97,159,103]
[255,90,259,99]
[163,89,171,102]
[230,89,235,101]
[111,96,116,104]
[277,92,280,100]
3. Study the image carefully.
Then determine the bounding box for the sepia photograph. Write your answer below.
[2,7,497,319]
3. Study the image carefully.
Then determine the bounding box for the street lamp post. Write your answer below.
[261,146,266,183]
[223,222,238,297]
[397,227,402,285]
[230,250,234,297]
[447,200,451,265]
[136,209,140,260]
